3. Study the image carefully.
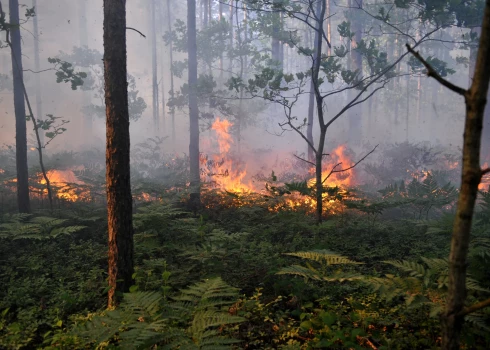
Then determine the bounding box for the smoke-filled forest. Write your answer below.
[1,0,490,348]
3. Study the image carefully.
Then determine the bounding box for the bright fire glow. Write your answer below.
[205,117,255,193]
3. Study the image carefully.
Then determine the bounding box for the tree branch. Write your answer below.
[406,44,466,96]
[293,153,315,167]
[458,297,490,317]
[322,145,378,184]
[482,168,490,176]
[126,27,146,38]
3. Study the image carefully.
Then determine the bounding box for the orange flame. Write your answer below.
[205,118,255,193]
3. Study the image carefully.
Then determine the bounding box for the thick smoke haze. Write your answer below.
[0,0,472,164]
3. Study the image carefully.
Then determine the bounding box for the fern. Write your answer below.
[277,250,364,283]
[0,214,85,240]
[74,278,244,349]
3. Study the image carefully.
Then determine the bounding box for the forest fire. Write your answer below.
[203,117,255,193]
[38,169,88,201]
[201,117,357,214]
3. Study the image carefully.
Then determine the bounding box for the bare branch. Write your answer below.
[126,27,146,38]
[293,153,315,166]
[322,145,378,184]
[482,168,490,176]
[406,44,466,96]
[458,297,490,317]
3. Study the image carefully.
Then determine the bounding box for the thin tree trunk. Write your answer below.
[326,0,331,56]
[32,0,43,144]
[440,2,490,347]
[104,0,134,308]
[188,0,201,210]
[313,0,326,224]
[307,0,322,163]
[167,0,176,149]
[151,0,159,130]
[7,0,30,213]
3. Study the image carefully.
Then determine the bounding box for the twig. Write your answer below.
[458,297,490,317]
[406,44,466,96]
[322,145,378,184]
[126,27,146,38]
[292,153,315,167]
[482,168,490,176]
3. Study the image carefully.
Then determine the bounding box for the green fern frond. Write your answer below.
[284,250,362,265]
[276,265,323,281]
[383,260,427,278]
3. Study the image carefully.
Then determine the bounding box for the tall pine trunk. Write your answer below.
[438,1,490,347]
[188,0,201,210]
[104,0,134,308]
[9,0,30,213]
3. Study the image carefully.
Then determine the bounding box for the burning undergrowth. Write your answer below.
[0,124,488,217]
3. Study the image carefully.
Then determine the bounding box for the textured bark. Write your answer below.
[167,0,176,148]
[441,1,490,348]
[188,0,201,210]
[104,0,134,308]
[9,0,30,213]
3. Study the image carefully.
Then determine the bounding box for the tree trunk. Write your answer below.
[307,0,322,163]
[167,0,176,149]
[104,0,134,308]
[313,0,326,224]
[32,0,43,144]
[150,0,159,130]
[441,1,490,347]
[9,0,30,213]
[188,0,201,210]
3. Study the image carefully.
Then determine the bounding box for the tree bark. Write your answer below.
[440,1,490,347]
[313,0,326,223]
[188,0,201,210]
[8,0,30,213]
[104,0,134,308]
